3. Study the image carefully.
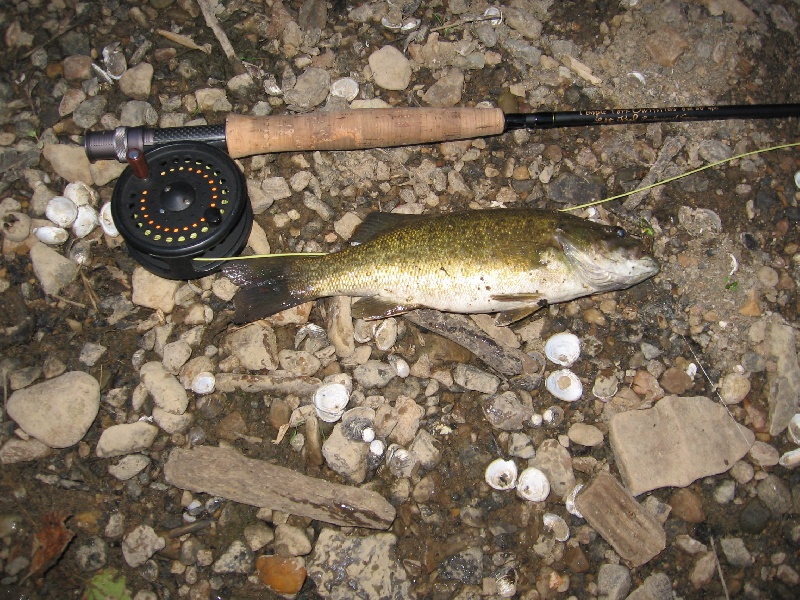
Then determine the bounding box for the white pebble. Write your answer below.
[191,372,216,395]
[34,226,69,245]
[45,196,78,228]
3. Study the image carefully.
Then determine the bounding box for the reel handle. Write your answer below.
[224,107,506,158]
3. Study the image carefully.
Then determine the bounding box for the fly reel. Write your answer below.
[111,142,252,280]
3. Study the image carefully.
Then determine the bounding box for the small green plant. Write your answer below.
[639,217,655,237]
[724,276,739,291]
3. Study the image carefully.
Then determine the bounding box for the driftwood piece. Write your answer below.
[622,135,686,210]
[575,472,666,567]
[164,446,395,530]
[403,309,544,390]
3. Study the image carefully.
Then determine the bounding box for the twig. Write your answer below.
[52,294,87,309]
[710,537,730,600]
[196,0,246,75]
[79,270,99,312]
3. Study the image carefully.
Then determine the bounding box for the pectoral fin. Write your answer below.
[490,293,547,326]
[351,296,419,320]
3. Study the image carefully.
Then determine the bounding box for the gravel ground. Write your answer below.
[1,0,800,599]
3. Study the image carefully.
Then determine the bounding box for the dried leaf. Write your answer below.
[156,29,212,54]
[25,512,75,581]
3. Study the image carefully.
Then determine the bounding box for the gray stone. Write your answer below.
[108,454,151,481]
[195,88,232,112]
[482,391,531,430]
[757,474,793,516]
[243,522,274,552]
[260,176,292,206]
[389,396,424,446]
[766,318,800,435]
[530,439,575,499]
[307,529,411,599]
[79,342,106,367]
[118,63,153,100]
[7,371,99,448]
[120,100,158,127]
[504,7,543,39]
[422,68,464,107]
[224,322,278,371]
[454,364,499,394]
[212,540,253,574]
[408,429,441,469]
[626,572,673,600]
[547,172,605,205]
[122,525,165,568]
[284,67,330,110]
[322,424,368,483]
[720,537,754,568]
[354,360,396,389]
[609,396,755,495]
[278,349,321,376]
[439,546,483,585]
[698,139,733,164]
[0,438,53,464]
[273,524,312,557]
[43,144,94,184]
[568,422,604,447]
[152,407,193,434]
[29,242,79,296]
[74,536,107,571]
[72,96,107,129]
[498,37,542,68]
[597,563,631,600]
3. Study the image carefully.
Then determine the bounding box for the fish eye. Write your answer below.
[614,227,626,238]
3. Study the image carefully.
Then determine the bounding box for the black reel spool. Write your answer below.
[111,142,252,280]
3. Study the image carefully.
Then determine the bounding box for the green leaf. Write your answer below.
[82,569,132,600]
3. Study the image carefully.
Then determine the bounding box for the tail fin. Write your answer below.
[223,257,315,323]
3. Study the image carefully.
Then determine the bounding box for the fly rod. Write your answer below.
[84,103,800,162]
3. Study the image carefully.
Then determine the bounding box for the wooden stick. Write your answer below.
[164,445,396,530]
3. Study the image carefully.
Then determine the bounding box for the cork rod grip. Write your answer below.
[224,107,506,158]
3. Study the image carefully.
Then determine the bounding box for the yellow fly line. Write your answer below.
[559,141,800,212]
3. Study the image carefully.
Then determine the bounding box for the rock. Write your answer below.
[7,371,99,448]
[698,139,733,164]
[739,497,771,534]
[440,546,483,585]
[161,340,192,374]
[609,396,755,495]
[260,176,292,207]
[244,522,274,552]
[0,438,53,464]
[73,95,107,129]
[108,454,151,481]
[719,537,753,567]
[307,529,411,599]
[422,68,464,107]
[122,525,165,568]
[152,407,193,434]
[131,267,179,313]
[95,422,159,458]
[369,46,411,91]
[749,441,780,466]
[273,524,312,557]
[89,160,127,187]
[140,361,188,414]
[334,212,361,239]
[765,318,800,435]
[547,172,605,205]
[597,563,631,600]
[719,372,750,404]
[224,322,278,371]
[256,555,307,594]
[482,391,532,430]
[79,342,106,367]
[29,241,80,296]
[284,67,330,110]
[668,488,706,523]
[74,536,107,571]
[530,439,575,499]
[453,364,499,394]
[389,396,424,446]
[353,360,396,388]
[504,7,543,39]
[567,423,604,447]
[195,88,232,112]
[756,474,793,516]
[118,62,154,99]
[212,540,253,574]
[120,100,158,126]
[644,26,687,67]
[322,423,368,483]
[690,552,716,589]
[326,296,355,358]
[659,367,693,394]
[278,350,321,376]
[408,429,441,470]
[63,55,93,81]
[626,573,673,600]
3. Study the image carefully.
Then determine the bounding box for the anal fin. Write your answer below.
[490,293,547,326]
[351,296,419,320]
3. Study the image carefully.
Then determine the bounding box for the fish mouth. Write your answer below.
[556,232,660,292]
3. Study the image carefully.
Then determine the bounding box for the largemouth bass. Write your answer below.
[224,208,659,325]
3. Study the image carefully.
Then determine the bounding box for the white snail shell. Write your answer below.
[544,332,581,366]
[485,458,518,491]
[516,467,550,502]
[313,382,350,423]
[546,369,583,402]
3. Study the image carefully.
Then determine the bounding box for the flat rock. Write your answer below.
[422,68,464,107]
[131,267,179,313]
[0,438,53,464]
[575,472,666,567]
[7,371,99,448]
[609,396,754,496]
[369,45,411,91]
[223,322,278,371]
[95,421,159,458]
[307,529,411,599]
[29,242,79,296]
[108,454,151,481]
[322,424,368,483]
[766,317,800,435]
[118,62,153,100]
[529,438,576,499]
[122,525,165,568]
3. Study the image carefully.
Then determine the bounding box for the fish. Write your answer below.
[223,208,659,325]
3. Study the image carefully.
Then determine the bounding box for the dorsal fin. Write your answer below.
[350,212,431,245]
